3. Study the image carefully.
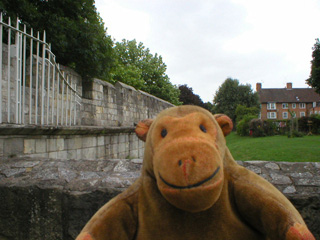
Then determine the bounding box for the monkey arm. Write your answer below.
[228,166,315,240]
[76,184,139,240]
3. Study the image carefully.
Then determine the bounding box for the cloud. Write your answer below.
[95,0,320,102]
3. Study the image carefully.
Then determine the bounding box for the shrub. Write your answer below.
[288,130,304,138]
[250,119,266,137]
[236,115,256,136]
[263,120,277,136]
[298,116,320,134]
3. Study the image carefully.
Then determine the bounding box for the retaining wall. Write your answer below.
[0,49,174,159]
[0,158,319,240]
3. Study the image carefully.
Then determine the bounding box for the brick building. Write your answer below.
[256,82,320,120]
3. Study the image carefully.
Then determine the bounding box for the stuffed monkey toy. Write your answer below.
[76,105,315,240]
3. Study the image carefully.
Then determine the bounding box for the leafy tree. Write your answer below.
[1,0,114,80]
[178,84,215,112]
[179,85,205,106]
[213,78,260,122]
[112,39,181,105]
[235,105,259,123]
[306,38,320,94]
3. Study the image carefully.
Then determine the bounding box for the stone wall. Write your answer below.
[0,158,319,240]
[0,44,174,159]
[81,78,174,127]
[0,125,144,160]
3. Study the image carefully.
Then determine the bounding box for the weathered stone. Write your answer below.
[265,162,280,170]
[24,139,36,154]
[246,165,262,174]
[270,173,292,185]
[0,158,319,240]
[35,139,46,153]
[283,185,296,194]
[290,172,313,178]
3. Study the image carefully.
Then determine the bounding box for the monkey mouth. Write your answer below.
[159,166,221,190]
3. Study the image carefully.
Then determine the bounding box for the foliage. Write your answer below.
[111,39,181,105]
[213,78,260,122]
[287,130,304,138]
[178,84,214,112]
[226,132,320,162]
[236,115,256,136]
[1,0,114,80]
[298,116,320,134]
[249,119,265,137]
[306,38,320,94]
[235,105,259,123]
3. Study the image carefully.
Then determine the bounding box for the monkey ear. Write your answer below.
[135,119,153,142]
[214,114,233,136]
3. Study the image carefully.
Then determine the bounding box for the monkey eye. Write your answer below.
[161,128,168,138]
[200,124,207,133]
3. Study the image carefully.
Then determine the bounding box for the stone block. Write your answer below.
[35,139,47,153]
[82,148,96,160]
[24,139,36,154]
[129,149,139,158]
[47,139,57,152]
[56,138,64,151]
[57,151,68,159]
[0,139,4,156]
[119,134,126,143]
[82,137,96,148]
[4,138,24,156]
[48,152,58,159]
[67,150,77,159]
[97,146,105,159]
[110,135,119,145]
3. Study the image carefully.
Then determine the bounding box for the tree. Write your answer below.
[235,105,259,123]
[306,38,320,94]
[179,85,205,106]
[112,39,181,105]
[213,78,260,122]
[178,84,214,112]
[1,0,114,80]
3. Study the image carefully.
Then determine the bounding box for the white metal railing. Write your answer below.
[0,13,81,126]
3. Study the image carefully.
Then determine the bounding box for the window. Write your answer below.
[292,103,296,109]
[313,102,316,108]
[299,103,306,109]
[282,112,288,119]
[282,103,288,109]
[315,111,318,114]
[300,112,305,117]
[267,112,277,119]
[267,103,276,110]
[310,111,313,115]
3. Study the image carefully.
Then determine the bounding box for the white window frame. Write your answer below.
[282,112,288,119]
[292,103,296,109]
[267,112,277,119]
[267,102,276,110]
[300,112,305,117]
[282,103,288,109]
[299,103,306,109]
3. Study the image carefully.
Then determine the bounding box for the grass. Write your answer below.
[226,132,320,162]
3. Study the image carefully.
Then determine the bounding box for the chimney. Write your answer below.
[256,83,261,91]
[286,82,292,90]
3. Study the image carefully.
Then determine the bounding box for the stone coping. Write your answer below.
[0,157,319,197]
[0,125,135,136]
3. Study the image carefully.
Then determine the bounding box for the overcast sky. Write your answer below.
[95,0,320,102]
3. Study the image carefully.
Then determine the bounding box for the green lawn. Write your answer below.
[226,132,320,162]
